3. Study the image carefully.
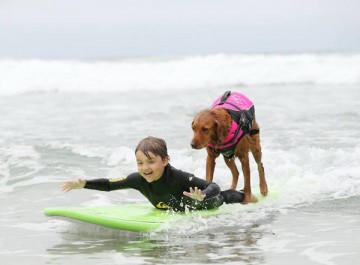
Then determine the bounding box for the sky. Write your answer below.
[0,0,359,59]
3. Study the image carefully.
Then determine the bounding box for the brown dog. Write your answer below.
[190,91,268,204]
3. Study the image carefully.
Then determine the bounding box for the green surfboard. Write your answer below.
[44,203,226,232]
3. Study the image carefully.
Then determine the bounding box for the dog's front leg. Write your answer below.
[238,152,251,204]
[205,147,219,182]
[223,157,239,190]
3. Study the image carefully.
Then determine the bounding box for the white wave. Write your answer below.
[45,141,109,159]
[43,141,134,165]
[106,146,135,166]
[1,53,360,96]
[0,145,43,192]
[262,145,360,207]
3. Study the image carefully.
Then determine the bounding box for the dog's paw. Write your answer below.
[260,184,268,197]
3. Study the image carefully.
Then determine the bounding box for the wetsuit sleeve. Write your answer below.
[84,173,142,191]
[189,177,220,199]
[174,168,220,199]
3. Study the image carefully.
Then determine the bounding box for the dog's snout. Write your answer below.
[190,141,197,149]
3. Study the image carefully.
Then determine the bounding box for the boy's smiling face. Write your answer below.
[135,151,168,183]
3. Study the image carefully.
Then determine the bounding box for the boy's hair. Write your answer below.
[135,136,169,161]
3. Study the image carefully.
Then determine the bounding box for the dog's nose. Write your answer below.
[190,142,197,149]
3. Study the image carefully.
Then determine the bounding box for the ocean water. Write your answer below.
[0,53,360,265]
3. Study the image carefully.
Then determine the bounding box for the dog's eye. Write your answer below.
[201,128,208,132]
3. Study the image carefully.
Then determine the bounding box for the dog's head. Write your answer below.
[190,109,230,149]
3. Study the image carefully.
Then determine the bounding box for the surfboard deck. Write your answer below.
[44,203,226,232]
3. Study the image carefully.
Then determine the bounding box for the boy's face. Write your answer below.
[135,151,168,183]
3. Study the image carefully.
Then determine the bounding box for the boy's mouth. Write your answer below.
[143,171,153,176]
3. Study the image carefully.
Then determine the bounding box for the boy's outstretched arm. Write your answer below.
[61,179,86,192]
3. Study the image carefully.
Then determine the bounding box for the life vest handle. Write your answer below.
[219,91,231,105]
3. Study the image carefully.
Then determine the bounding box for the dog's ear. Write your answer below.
[211,119,228,146]
[216,120,228,144]
[211,121,220,145]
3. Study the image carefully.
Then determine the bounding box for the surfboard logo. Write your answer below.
[156,202,172,209]
[109,176,128,182]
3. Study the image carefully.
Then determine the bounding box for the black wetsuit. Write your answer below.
[84,164,244,212]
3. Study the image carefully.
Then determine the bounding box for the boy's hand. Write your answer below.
[183,187,206,201]
[61,179,86,192]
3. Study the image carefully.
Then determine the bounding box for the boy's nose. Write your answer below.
[142,163,150,170]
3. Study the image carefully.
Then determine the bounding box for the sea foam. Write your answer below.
[1,53,360,96]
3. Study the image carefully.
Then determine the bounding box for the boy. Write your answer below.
[62,136,257,211]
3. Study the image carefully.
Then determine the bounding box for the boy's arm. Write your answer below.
[61,178,86,192]
[61,173,141,192]
[180,173,221,201]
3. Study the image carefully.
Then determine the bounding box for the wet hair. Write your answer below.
[135,136,169,161]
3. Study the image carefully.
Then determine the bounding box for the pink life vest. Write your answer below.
[207,91,255,158]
